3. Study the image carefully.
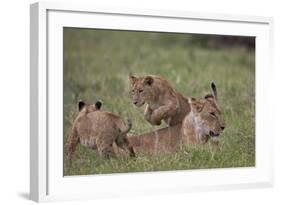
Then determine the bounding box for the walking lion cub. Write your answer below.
[64,101,135,158]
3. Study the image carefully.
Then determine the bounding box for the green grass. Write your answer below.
[63,28,255,176]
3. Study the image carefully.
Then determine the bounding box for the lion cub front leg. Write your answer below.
[144,105,159,125]
[150,102,178,126]
[145,106,162,125]
[150,114,162,125]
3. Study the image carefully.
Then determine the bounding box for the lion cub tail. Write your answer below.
[116,118,135,157]
[120,118,132,135]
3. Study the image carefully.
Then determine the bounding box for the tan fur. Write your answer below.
[129,75,190,126]
[127,124,182,155]
[64,102,134,158]
[127,82,225,155]
[181,97,225,149]
[181,82,225,148]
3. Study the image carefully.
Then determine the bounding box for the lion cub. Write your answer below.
[181,82,225,147]
[129,75,190,126]
[64,101,135,158]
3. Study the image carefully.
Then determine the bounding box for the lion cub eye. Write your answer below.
[210,112,216,116]
[139,89,144,93]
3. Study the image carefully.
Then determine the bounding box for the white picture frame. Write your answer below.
[30,2,274,202]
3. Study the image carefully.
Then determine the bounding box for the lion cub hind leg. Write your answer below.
[64,128,79,159]
[97,142,115,158]
[96,133,116,158]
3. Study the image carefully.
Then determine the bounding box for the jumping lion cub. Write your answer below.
[129,75,190,126]
[64,101,135,158]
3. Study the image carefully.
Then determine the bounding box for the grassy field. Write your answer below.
[63,28,255,176]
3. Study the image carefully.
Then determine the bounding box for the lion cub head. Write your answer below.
[188,82,225,142]
[74,100,102,121]
[129,75,155,107]
[78,100,102,113]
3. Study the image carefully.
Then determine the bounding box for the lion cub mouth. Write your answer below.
[134,102,145,107]
[209,131,220,137]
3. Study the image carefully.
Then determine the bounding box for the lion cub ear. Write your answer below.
[204,94,215,101]
[129,75,137,85]
[211,82,218,101]
[144,76,153,86]
[78,100,86,111]
[95,101,102,110]
[188,98,203,113]
[205,82,219,107]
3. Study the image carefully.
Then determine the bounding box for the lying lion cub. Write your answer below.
[181,82,225,147]
[64,101,135,158]
[129,75,190,126]
[127,82,225,155]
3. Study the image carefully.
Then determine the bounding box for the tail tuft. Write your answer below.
[119,118,132,136]
[127,118,132,130]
